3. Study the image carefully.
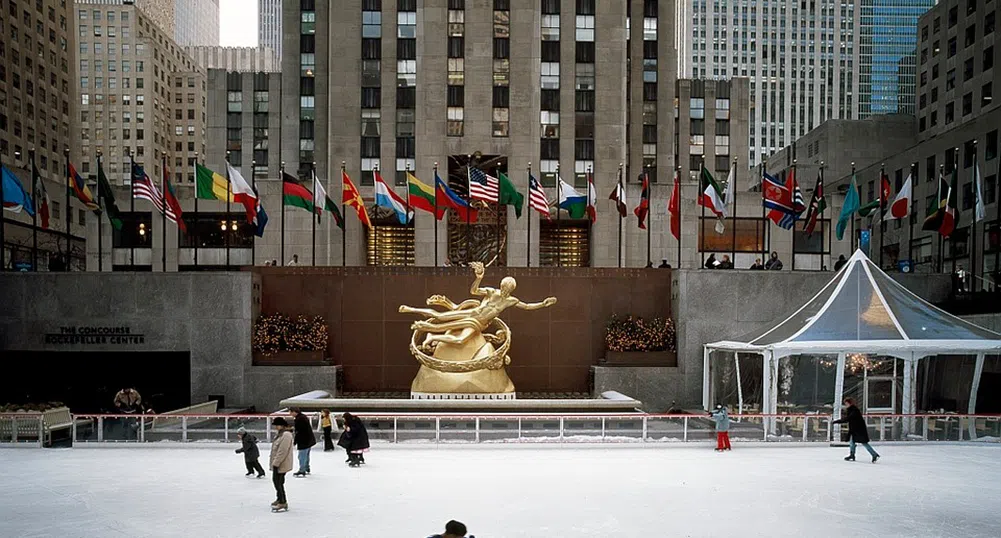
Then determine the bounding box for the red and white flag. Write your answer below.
[886,174,912,220]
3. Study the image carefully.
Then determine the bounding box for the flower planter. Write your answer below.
[601,351,677,367]
[252,351,329,366]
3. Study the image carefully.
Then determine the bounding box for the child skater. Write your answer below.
[710,404,731,451]
[235,426,266,477]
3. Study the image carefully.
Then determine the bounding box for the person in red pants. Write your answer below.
[710,405,731,451]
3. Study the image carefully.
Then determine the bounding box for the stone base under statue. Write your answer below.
[411,391,517,400]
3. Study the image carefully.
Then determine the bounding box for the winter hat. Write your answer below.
[716,404,723,410]
[237,426,246,434]
[272,417,288,427]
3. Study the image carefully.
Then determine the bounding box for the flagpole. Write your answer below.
[850,162,856,252]
[645,166,651,268]
[971,142,978,292]
[495,166,501,266]
[0,151,7,272]
[731,158,737,266]
[64,148,71,270]
[161,154,167,272]
[939,163,945,273]
[341,162,347,267]
[97,152,103,272]
[434,162,440,267]
[908,162,917,266]
[879,163,886,269]
[617,164,623,268]
[194,152,199,267]
[700,163,706,268]
[466,158,472,265]
[556,163,562,268]
[526,163,532,267]
[311,161,317,267]
[820,161,826,267]
[676,166,682,269]
[791,160,798,271]
[405,163,412,267]
[760,161,767,264]
[280,162,286,266]
[30,150,38,271]
[251,160,257,267]
[129,151,135,268]
[372,163,379,266]
[587,165,593,268]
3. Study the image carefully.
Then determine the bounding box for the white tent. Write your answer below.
[703,250,1001,436]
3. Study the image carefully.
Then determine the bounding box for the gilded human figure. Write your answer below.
[398,262,557,396]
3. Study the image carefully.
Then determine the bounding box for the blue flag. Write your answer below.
[2,165,36,216]
[254,199,269,237]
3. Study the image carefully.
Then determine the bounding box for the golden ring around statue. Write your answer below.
[409,318,512,373]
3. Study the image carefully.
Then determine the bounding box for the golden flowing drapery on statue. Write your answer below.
[399,262,557,396]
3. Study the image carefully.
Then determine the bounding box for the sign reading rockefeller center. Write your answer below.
[44,326,146,346]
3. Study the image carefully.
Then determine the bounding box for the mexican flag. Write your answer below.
[698,165,726,217]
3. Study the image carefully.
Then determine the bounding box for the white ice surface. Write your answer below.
[1,444,1000,537]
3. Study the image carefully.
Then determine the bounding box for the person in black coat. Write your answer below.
[337,412,371,467]
[832,397,880,463]
[292,409,317,477]
[235,427,265,477]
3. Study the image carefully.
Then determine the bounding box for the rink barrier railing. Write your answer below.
[2,412,1001,447]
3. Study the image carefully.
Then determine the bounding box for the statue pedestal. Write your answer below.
[410,390,517,400]
[410,332,516,396]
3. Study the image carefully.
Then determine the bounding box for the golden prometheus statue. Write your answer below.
[399,262,557,397]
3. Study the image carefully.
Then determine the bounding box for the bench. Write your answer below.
[149,400,220,431]
[0,407,74,446]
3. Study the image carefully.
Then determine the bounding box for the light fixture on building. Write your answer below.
[230,221,238,231]
[138,223,146,236]
[220,220,227,231]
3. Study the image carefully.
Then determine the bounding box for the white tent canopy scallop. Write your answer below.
[703,250,1001,437]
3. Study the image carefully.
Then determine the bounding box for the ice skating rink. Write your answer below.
[1,444,1000,537]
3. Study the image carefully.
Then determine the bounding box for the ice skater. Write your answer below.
[337,412,371,467]
[269,417,294,512]
[321,409,335,452]
[710,404,731,451]
[235,427,265,478]
[427,520,471,538]
[832,397,880,463]
[292,408,316,477]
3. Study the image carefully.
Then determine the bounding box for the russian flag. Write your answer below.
[374,171,412,224]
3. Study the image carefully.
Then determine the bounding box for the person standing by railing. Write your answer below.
[269,417,294,512]
[113,387,142,440]
[292,409,316,477]
[832,398,880,463]
[710,405,732,451]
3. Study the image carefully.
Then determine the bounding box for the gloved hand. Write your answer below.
[234,449,240,453]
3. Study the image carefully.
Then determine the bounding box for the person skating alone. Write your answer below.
[832,397,880,463]
[321,409,335,452]
[710,405,732,451]
[235,426,265,478]
[269,418,294,512]
[428,519,471,538]
[338,412,371,467]
[292,409,316,477]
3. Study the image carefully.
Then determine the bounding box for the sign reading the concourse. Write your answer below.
[44,326,146,346]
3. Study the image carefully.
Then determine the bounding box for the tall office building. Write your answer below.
[858,0,937,118]
[135,0,220,46]
[0,0,82,269]
[259,0,283,59]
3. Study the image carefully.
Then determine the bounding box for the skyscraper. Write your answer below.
[259,0,283,59]
[857,0,937,118]
[135,0,220,46]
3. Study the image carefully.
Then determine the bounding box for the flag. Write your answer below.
[408,172,444,220]
[886,174,911,221]
[162,162,186,233]
[374,170,412,224]
[282,172,315,213]
[226,164,258,224]
[668,169,681,240]
[558,176,587,219]
[609,181,627,218]
[585,171,598,223]
[342,171,372,229]
[975,162,986,223]
[312,171,328,221]
[468,167,499,203]
[67,163,99,211]
[2,165,35,215]
[634,172,650,229]
[922,171,950,234]
[803,171,826,236]
[879,173,892,210]
[835,175,860,240]
[498,172,524,218]
[196,164,231,201]
[253,198,269,237]
[323,194,345,229]
[97,160,123,230]
[722,164,735,219]
[31,158,50,229]
[698,166,726,217]
[436,173,478,222]
[132,164,179,223]
[764,170,805,229]
[528,174,550,218]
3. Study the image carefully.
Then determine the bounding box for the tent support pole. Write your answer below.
[734,351,744,419]
[902,354,916,437]
[702,347,711,411]
[768,352,779,436]
[968,352,985,440]
[832,352,847,444]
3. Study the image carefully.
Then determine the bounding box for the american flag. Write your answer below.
[529,174,550,218]
[132,165,179,223]
[468,167,499,203]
